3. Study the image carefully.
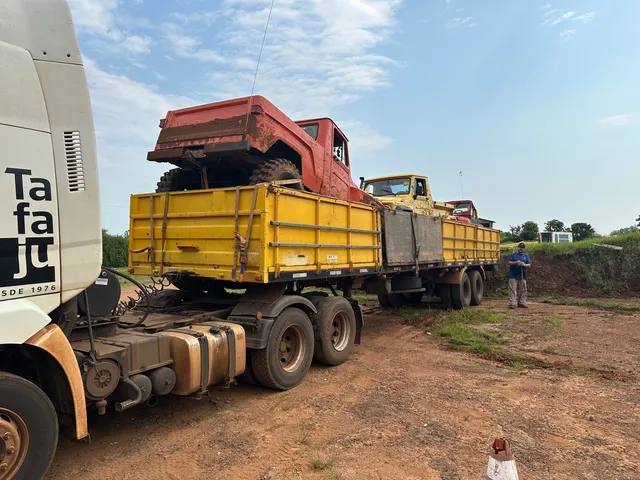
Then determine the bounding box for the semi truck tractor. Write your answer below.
[0,2,500,479]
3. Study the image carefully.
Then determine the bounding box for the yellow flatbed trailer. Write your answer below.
[129,184,499,306]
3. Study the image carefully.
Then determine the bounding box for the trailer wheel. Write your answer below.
[0,372,58,480]
[437,284,453,309]
[451,273,472,310]
[249,159,302,190]
[156,168,201,192]
[468,270,484,306]
[378,292,422,308]
[311,297,356,366]
[251,308,314,390]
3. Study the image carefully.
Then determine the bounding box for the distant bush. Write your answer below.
[102,229,129,268]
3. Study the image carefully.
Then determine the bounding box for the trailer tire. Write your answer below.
[468,270,484,306]
[451,273,472,310]
[251,307,314,390]
[437,284,453,309]
[378,292,422,308]
[0,372,58,480]
[249,159,302,190]
[311,297,356,366]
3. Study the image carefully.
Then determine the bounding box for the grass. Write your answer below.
[308,457,336,470]
[501,231,640,255]
[540,296,640,313]
[298,419,313,446]
[546,316,563,327]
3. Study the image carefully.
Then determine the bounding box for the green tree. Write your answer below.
[520,221,539,241]
[500,230,517,243]
[637,215,640,227]
[544,219,565,232]
[571,222,596,241]
[611,226,638,236]
[101,229,129,268]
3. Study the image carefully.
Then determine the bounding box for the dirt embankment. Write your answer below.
[47,299,640,480]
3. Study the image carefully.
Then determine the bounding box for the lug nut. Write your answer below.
[0,464,8,472]
[2,433,10,440]
[6,447,14,455]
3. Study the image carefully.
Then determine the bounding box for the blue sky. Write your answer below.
[70,0,640,235]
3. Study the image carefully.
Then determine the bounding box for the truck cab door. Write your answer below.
[329,128,350,199]
[412,177,430,215]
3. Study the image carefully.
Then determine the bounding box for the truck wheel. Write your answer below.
[237,350,259,386]
[312,297,356,366]
[451,273,472,310]
[437,284,453,309]
[249,159,302,190]
[468,270,484,306]
[0,372,58,480]
[156,168,201,192]
[378,292,422,308]
[251,308,314,390]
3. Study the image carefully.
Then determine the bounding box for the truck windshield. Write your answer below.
[453,203,471,214]
[364,178,411,196]
[299,123,319,140]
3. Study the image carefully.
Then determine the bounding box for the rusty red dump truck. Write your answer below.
[147,95,373,204]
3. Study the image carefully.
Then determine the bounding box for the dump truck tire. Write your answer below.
[156,168,201,192]
[0,372,58,480]
[468,270,484,306]
[251,307,314,390]
[311,297,356,366]
[249,159,302,189]
[451,273,472,310]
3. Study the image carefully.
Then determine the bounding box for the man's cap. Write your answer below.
[517,242,526,248]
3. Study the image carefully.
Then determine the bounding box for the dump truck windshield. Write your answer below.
[453,203,471,214]
[299,123,319,140]
[364,178,411,196]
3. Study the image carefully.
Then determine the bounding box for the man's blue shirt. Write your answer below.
[507,252,530,280]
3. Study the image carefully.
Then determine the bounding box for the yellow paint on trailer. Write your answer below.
[129,185,381,283]
[442,219,500,263]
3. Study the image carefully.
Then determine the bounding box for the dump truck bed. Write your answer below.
[129,186,499,283]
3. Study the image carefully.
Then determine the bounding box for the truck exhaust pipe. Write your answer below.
[115,378,143,412]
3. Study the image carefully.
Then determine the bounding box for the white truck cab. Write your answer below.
[0,1,101,477]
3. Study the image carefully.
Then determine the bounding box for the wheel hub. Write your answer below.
[330,313,350,352]
[278,325,305,373]
[0,408,29,480]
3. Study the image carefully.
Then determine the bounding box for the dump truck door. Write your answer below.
[329,127,350,199]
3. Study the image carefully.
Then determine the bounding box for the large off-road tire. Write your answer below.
[251,307,314,390]
[156,168,201,192]
[468,270,484,306]
[249,159,302,189]
[0,372,58,480]
[311,297,356,366]
[451,273,472,310]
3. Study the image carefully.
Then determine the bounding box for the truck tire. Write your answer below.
[311,297,356,366]
[156,168,201,192]
[249,159,302,190]
[378,292,422,308]
[437,284,453,309]
[468,270,484,306]
[451,273,472,310]
[237,350,259,386]
[0,372,58,480]
[251,307,314,390]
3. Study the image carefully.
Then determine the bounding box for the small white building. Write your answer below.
[539,231,573,243]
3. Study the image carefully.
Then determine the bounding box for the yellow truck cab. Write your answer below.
[360,174,454,217]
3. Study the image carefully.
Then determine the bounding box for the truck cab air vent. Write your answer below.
[64,131,86,192]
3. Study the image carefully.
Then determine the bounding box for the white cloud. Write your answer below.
[69,0,153,55]
[560,29,576,40]
[447,16,478,28]
[599,114,633,127]
[543,11,575,25]
[573,12,596,23]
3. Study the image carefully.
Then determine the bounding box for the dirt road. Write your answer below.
[47,299,640,479]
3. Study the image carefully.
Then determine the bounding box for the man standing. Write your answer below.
[507,242,531,309]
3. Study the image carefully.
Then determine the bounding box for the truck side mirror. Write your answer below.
[359,177,365,189]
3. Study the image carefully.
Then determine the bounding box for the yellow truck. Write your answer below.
[360,173,456,217]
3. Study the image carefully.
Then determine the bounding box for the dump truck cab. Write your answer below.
[447,200,495,228]
[361,174,454,216]
[147,96,372,204]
